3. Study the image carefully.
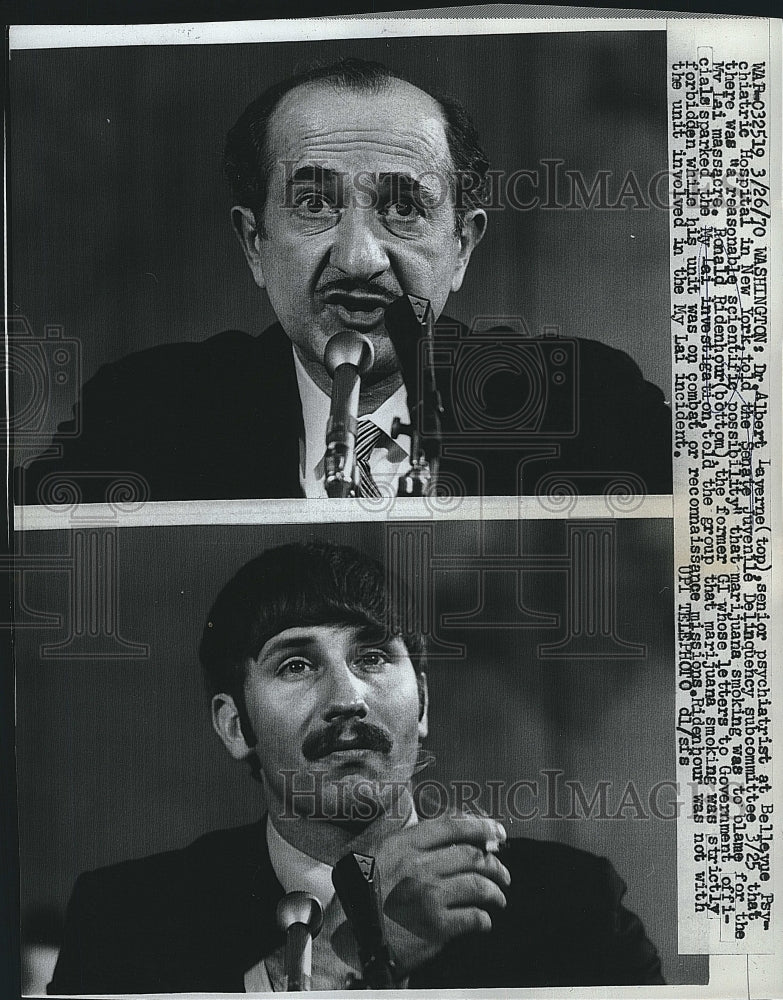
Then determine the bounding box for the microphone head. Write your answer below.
[324,331,375,377]
[276,891,324,938]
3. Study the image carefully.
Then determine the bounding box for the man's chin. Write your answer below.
[322,756,385,797]
[281,763,409,824]
[329,768,414,823]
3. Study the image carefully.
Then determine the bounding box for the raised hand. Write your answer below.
[362,814,510,975]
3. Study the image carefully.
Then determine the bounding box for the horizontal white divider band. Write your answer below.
[14,494,673,531]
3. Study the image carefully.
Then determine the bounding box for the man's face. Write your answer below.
[237,623,427,823]
[234,78,485,381]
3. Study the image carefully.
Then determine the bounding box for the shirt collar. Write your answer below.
[266,808,419,910]
[267,819,337,910]
[292,347,409,470]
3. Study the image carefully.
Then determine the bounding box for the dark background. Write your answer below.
[9,29,672,463]
[15,518,705,984]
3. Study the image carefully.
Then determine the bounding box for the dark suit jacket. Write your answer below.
[18,322,671,504]
[48,820,664,993]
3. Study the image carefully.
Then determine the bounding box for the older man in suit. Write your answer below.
[18,58,671,505]
[49,541,663,993]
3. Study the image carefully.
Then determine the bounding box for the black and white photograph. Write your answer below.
[6,12,780,1000]
[11,27,673,505]
[15,518,707,993]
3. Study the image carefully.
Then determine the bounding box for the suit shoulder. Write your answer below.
[93,329,261,380]
[77,822,262,899]
[571,337,667,398]
[571,336,650,378]
[51,823,268,993]
[78,326,291,413]
[503,836,621,903]
[471,325,666,403]
[504,834,608,867]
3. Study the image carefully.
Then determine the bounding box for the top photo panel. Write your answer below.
[11,27,673,506]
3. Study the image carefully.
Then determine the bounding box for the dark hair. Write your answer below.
[200,541,426,730]
[223,57,490,234]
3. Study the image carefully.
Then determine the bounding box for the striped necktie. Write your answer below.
[354,420,383,498]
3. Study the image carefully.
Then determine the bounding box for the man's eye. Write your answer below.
[354,649,391,671]
[294,193,338,217]
[276,657,317,677]
[383,201,423,222]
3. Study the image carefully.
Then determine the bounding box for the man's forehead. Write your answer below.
[255,622,404,658]
[267,78,453,175]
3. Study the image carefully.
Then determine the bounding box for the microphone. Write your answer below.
[332,852,398,988]
[275,891,324,992]
[323,332,375,498]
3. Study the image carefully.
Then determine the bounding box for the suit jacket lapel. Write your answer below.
[253,325,306,498]
[195,817,287,991]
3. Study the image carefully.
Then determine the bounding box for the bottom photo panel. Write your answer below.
[16,518,707,993]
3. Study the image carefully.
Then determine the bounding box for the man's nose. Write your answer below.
[322,662,369,723]
[329,207,389,281]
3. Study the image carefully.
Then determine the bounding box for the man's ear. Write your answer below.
[417,672,429,739]
[211,692,255,761]
[230,206,267,290]
[450,208,487,294]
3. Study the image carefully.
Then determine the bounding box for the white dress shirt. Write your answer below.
[292,348,411,499]
[244,812,417,993]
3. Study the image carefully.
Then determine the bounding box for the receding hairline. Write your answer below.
[265,75,455,169]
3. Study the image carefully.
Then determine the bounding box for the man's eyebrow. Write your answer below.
[284,167,445,204]
[377,171,445,206]
[260,634,319,657]
[354,623,396,646]
[286,165,342,187]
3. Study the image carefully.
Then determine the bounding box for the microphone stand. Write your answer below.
[384,295,445,497]
[275,892,324,992]
[322,332,375,498]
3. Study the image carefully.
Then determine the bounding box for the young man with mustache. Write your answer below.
[48,541,664,992]
[19,57,672,505]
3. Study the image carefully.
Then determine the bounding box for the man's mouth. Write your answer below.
[323,292,394,330]
[327,736,374,754]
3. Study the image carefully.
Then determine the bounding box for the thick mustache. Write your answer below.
[302,720,393,761]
